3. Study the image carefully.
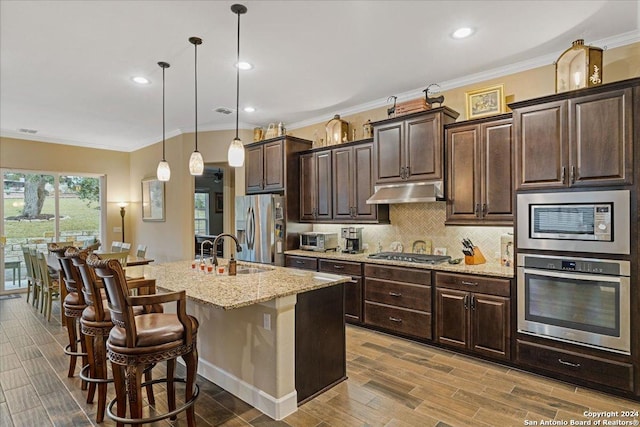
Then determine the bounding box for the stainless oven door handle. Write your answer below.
[521,267,622,283]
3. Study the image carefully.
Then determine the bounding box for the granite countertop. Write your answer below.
[285,249,515,278]
[142,260,351,310]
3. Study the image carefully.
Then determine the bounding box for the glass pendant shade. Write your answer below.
[228,137,245,167]
[189,150,204,175]
[157,160,171,181]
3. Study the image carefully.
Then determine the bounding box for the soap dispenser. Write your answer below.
[228,255,237,276]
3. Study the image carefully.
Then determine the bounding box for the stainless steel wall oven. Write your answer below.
[517,253,630,354]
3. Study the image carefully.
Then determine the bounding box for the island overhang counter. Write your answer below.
[141,260,350,420]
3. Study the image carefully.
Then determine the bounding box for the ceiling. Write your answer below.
[1,1,638,152]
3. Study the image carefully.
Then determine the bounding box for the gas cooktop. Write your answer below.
[368,252,451,264]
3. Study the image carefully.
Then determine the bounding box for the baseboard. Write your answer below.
[195,358,298,420]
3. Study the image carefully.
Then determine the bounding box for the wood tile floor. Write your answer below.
[1,296,638,426]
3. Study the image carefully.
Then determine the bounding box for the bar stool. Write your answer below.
[69,248,159,423]
[52,246,89,388]
[88,254,199,426]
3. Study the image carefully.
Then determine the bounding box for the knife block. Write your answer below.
[464,247,486,265]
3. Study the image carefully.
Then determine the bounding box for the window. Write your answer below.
[194,192,209,235]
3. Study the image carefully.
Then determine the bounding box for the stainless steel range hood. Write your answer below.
[366,181,444,204]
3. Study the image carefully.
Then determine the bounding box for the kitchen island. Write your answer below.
[142,259,351,420]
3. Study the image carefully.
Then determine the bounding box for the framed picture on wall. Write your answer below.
[215,192,223,213]
[465,84,505,119]
[141,178,165,221]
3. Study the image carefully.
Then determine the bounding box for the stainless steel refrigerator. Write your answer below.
[235,194,310,266]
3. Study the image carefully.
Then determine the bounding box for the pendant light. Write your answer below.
[156,61,171,181]
[228,3,247,168]
[188,36,204,175]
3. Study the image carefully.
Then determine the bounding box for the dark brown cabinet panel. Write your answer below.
[285,255,318,271]
[245,136,312,195]
[301,140,388,224]
[332,141,385,222]
[319,259,363,324]
[373,108,459,185]
[446,115,513,225]
[300,150,332,221]
[512,82,634,190]
[435,272,511,361]
[517,340,633,392]
[364,264,432,340]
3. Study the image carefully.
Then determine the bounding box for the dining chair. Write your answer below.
[29,248,45,313]
[119,242,131,254]
[110,241,122,252]
[22,247,38,306]
[98,251,128,267]
[135,244,147,258]
[35,251,60,321]
[88,255,199,426]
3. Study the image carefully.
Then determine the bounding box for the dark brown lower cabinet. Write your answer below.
[364,264,432,340]
[319,259,362,324]
[435,272,511,361]
[517,339,634,392]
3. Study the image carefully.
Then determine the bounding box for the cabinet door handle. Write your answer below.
[461,280,478,286]
[388,317,403,323]
[388,292,402,297]
[400,166,406,179]
[405,166,410,178]
[463,294,469,310]
[470,294,476,310]
[561,166,566,184]
[482,204,487,216]
[570,165,576,184]
[474,204,480,217]
[558,358,581,368]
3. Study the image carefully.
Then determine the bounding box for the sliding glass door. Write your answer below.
[0,170,104,294]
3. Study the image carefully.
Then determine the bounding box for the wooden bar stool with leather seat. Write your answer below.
[88,254,199,426]
[69,247,160,423]
[51,246,89,389]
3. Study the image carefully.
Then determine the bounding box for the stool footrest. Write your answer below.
[79,364,113,384]
[64,340,88,357]
[106,378,199,424]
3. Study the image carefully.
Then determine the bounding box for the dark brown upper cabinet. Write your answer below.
[511,79,637,190]
[332,141,389,223]
[300,150,332,222]
[245,136,312,194]
[372,108,459,185]
[446,114,513,225]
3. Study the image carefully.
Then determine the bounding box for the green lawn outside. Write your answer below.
[4,196,100,239]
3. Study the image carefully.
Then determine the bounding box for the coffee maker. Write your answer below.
[341,227,364,254]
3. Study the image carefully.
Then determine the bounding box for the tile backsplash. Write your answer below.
[313,202,513,261]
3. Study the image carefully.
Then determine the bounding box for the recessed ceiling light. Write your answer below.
[236,61,253,70]
[452,27,474,39]
[243,106,255,113]
[131,76,150,85]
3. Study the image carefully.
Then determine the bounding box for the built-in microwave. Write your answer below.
[517,190,630,255]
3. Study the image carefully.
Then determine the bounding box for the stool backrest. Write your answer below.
[53,247,83,303]
[88,254,135,345]
[69,248,106,321]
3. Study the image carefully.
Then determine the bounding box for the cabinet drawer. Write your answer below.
[365,264,431,285]
[365,302,431,340]
[285,256,317,271]
[517,340,633,392]
[365,279,431,312]
[319,259,361,276]
[434,272,510,297]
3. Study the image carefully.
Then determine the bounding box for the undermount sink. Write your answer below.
[236,267,271,275]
